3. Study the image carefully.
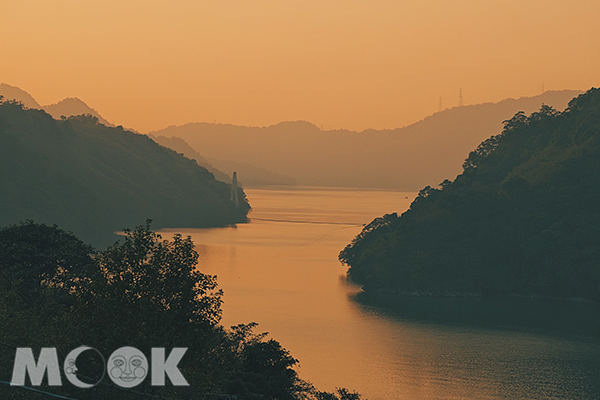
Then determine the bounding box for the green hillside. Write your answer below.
[339,89,600,300]
[0,99,249,246]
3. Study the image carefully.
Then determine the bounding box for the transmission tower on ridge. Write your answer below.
[438,96,443,112]
[459,89,464,107]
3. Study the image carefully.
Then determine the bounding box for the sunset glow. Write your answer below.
[2,0,599,132]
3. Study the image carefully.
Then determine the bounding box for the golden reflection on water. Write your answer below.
[160,187,600,400]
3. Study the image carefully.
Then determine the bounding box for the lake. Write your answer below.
[160,187,600,400]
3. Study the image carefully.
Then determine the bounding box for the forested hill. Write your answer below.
[339,88,600,300]
[0,100,249,246]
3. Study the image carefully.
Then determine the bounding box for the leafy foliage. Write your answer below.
[0,221,361,399]
[340,89,600,300]
[0,221,93,298]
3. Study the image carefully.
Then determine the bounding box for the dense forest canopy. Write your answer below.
[0,99,249,246]
[0,221,361,400]
[339,89,600,300]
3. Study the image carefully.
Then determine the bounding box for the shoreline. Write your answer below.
[354,287,600,305]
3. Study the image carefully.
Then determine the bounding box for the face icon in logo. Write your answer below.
[107,347,148,388]
[65,359,77,375]
[63,346,106,389]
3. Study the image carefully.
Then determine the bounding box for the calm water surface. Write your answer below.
[161,187,600,400]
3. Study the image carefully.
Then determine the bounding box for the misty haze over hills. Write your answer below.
[149,134,296,187]
[1,84,294,186]
[0,83,41,109]
[148,134,231,183]
[151,90,582,190]
[340,88,600,300]
[2,83,582,190]
[44,97,114,127]
[205,156,297,187]
[150,134,296,186]
[0,83,113,127]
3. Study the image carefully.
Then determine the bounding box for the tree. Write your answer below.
[0,222,94,399]
[315,388,363,400]
[339,91,600,299]
[0,221,365,399]
[73,220,223,331]
[0,221,93,300]
[225,322,313,400]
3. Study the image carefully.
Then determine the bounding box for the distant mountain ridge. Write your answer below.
[149,135,296,186]
[0,83,41,108]
[204,156,297,187]
[148,134,232,183]
[43,97,114,126]
[0,83,113,126]
[2,83,583,190]
[151,90,582,190]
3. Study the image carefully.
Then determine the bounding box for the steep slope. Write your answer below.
[150,90,581,189]
[204,157,297,187]
[149,134,232,183]
[0,101,249,246]
[0,84,113,127]
[150,135,296,186]
[339,89,600,300]
[150,134,296,187]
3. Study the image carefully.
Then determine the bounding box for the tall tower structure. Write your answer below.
[230,171,239,207]
[438,96,443,112]
[459,89,464,107]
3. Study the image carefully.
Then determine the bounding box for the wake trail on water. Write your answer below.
[250,217,364,227]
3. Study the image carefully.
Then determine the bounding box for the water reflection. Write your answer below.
[161,187,600,400]
[348,291,600,399]
[352,291,600,339]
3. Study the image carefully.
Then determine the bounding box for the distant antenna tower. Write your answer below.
[542,83,545,93]
[459,89,464,107]
[438,96,443,112]
[230,172,240,207]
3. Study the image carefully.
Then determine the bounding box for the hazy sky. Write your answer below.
[1,0,599,132]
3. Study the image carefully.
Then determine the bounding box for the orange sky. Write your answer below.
[1,0,599,133]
